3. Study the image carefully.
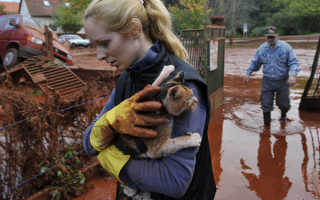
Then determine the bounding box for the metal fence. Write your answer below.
[180,29,209,78]
[300,36,320,110]
[0,91,101,199]
[180,27,225,95]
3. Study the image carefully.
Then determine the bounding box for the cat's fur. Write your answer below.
[115,66,202,200]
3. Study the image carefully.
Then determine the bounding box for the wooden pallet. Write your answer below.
[20,56,87,103]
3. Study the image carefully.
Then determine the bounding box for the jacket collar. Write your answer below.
[128,41,166,73]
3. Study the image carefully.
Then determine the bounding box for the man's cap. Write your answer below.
[264,26,278,37]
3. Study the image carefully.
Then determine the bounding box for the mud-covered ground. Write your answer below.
[71,38,320,200]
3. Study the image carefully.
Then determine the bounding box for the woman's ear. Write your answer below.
[128,18,142,39]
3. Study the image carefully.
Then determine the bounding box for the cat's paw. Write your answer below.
[133,192,152,200]
[122,185,137,197]
[186,132,201,146]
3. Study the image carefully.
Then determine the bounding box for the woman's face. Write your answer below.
[84,17,141,71]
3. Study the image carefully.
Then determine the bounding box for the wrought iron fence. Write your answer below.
[179,27,225,95]
[180,29,209,78]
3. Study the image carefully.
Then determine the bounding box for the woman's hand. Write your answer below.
[106,84,166,137]
[90,85,166,151]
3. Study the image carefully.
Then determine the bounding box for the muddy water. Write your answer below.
[211,45,319,199]
[210,75,320,200]
[74,45,320,200]
[225,47,316,77]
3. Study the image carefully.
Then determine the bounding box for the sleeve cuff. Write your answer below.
[90,115,115,151]
[97,145,131,182]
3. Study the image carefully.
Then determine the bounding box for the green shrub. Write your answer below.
[250,26,265,37]
[169,0,211,34]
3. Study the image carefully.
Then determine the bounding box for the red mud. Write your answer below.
[72,42,320,200]
[210,76,320,200]
[73,177,117,200]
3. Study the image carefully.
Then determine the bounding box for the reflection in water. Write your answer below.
[208,109,224,186]
[240,123,292,200]
[301,127,320,198]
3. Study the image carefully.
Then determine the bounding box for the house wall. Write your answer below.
[33,16,51,26]
[19,0,31,17]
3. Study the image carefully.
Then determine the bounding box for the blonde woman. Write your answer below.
[83,0,216,199]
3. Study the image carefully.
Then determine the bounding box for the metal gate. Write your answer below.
[300,36,320,110]
[180,29,209,79]
[180,24,225,110]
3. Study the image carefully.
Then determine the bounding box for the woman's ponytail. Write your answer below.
[144,0,188,61]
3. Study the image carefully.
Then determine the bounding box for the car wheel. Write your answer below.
[0,61,5,73]
[3,48,18,69]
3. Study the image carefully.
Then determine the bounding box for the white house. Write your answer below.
[19,0,63,29]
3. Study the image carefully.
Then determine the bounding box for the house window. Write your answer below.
[64,2,70,7]
[43,0,51,7]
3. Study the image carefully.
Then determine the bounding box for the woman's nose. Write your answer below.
[96,46,107,60]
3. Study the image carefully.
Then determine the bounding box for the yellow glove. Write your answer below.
[98,145,130,182]
[90,85,166,151]
[90,119,116,151]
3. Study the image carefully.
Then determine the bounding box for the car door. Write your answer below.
[0,16,19,58]
[0,16,9,58]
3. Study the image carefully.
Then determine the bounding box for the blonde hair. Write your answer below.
[84,0,188,61]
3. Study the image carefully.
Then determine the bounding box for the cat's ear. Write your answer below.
[173,71,185,84]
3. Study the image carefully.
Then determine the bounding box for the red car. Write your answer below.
[0,14,73,71]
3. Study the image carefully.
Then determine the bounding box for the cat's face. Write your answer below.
[160,72,198,116]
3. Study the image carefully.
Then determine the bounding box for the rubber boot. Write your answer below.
[263,112,271,127]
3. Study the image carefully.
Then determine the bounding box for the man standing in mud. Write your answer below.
[244,26,300,126]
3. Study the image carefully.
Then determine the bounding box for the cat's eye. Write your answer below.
[170,87,181,99]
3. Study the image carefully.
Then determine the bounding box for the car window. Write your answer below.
[59,35,67,41]
[4,16,19,30]
[0,16,8,29]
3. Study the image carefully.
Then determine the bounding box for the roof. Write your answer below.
[0,2,19,14]
[23,0,62,17]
